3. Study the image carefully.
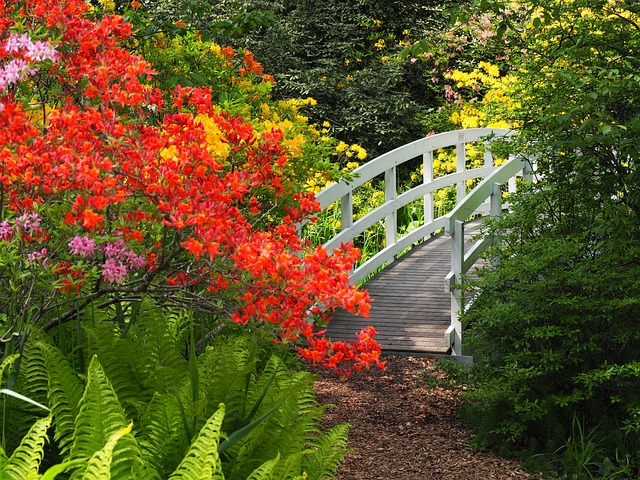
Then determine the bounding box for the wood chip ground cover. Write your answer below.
[312,355,545,480]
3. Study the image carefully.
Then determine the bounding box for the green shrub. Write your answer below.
[458,186,640,474]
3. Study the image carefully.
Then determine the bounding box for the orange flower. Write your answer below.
[181,236,204,258]
[130,0,141,8]
[82,209,104,231]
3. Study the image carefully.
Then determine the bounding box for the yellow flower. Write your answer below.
[373,19,382,28]
[210,43,221,55]
[335,141,348,153]
[98,0,115,10]
[479,61,500,78]
[345,161,360,170]
[322,121,331,128]
[381,56,390,64]
[350,144,367,160]
[374,39,385,50]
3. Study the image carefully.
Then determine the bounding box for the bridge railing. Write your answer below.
[444,153,534,355]
[314,128,517,285]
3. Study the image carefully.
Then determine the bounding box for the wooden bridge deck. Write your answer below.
[325,221,481,354]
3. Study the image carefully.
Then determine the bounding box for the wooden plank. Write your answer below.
[323,218,485,354]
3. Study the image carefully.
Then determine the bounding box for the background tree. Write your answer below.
[214,0,463,159]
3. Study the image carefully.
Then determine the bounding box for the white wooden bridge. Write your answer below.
[313,128,534,356]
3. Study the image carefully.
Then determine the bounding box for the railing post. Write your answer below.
[385,167,397,260]
[508,154,517,194]
[449,219,464,356]
[423,150,434,225]
[490,182,502,219]
[484,140,494,168]
[456,133,466,206]
[490,182,503,254]
[340,192,353,231]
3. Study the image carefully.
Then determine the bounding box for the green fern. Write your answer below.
[168,404,226,479]
[301,424,350,480]
[138,393,189,477]
[83,321,148,418]
[0,445,7,470]
[82,422,133,480]
[2,413,52,480]
[39,342,84,458]
[198,337,258,427]
[0,355,18,383]
[1,335,50,455]
[246,454,279,480]
[70,355,141,480]
[223,357,322,480]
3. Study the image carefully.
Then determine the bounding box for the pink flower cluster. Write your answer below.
[0,213,47,239]
[0,220,12,241]
[68,235,96,257]
[67,236,146,284]
[101,239,146,284]
[26,247,47,264]
[0,33,58,92]
[15,212,42,234]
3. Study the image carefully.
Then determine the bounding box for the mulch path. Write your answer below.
[311,355,544,480]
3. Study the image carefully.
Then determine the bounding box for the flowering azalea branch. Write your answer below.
[0,0,384,374]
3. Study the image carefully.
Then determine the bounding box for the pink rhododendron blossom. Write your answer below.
[0,221,13,241]
[15,213,41,234]
[68,235,96,257]
[101,258,128,283]
[103,239,127,259]
[0,34,58,92]
[0,59,37,90]
[26,247,47,263]
[125,250,146,269]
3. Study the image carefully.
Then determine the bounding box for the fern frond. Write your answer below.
[0,335,51,455]
[84,321,148,418]
[197,337,258,434]
[129,299,185,376]
[39,342,84,458]
[3,413,52,480]
[0,445,7,469]
[224,358,316,479]
[81,422,133,480]
[302,423,350,480]
[271,451,305,480]
[15,332,49,407]
[0,355,19,385]
[246,454,279,480]
[71,355,139,479]
[168,404,225,479]
[138,393,188,477]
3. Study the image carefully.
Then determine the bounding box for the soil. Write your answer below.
[311,355,545,480]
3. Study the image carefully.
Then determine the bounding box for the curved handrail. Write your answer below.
[314,128,516,285]
[444,153,534,355]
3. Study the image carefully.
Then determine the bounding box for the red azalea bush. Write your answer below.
[0,0,383,374]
